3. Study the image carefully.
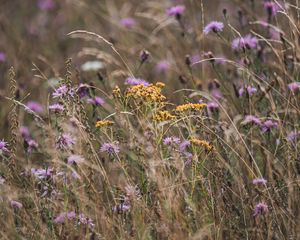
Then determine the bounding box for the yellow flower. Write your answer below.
[126,83,166,103]
[95,120,114,128]
[112,86,121,99]
[190,138,214,152]
[175,103,207,112]
[153,111,176,122]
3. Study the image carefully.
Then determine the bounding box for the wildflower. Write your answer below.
[78,214,95,228]
[232,34,258,51]
[190,138,214,152]
[112,203,131,213]
[38,0,55,10]
[10,200,23,209]
[0,139,9,154]
[54,212,67,224]
[179,140,190,152]
[140,49,150,63]
[120,18,137,28]
[26,139,38,153]
[242,115,262,125]
[204,21,224,35]
[87,96,105,106]
[253,178,267,185]
[52,85,69,98]
[57,133,76,149]
[288,82,300,92]
[77,84,90,98]
[100,142,120,154]
[167,5,185,17]
[211,88,223,100]
[49,103,64,113]
[20,126,30,139]
[31,168,54,180]
[153,111,176,122]
[26,101,44,114]
[0,52,6,62]
[112,86,121,99]
[207,101,219,111]
[239,85,257,97]
[126,83,166,103]
[67,155,84,164]
[287,130,300,142]
[261,119,278,132]
[125,77,149,86]
[253,202,268,216]
[67,211,76,220]
[155,60,170,74]
[264,2,280,16]
[175,103,207,112]
[163,136,181,146]
[95,120,114,128]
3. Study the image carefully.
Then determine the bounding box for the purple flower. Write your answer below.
[78,214,94,228]
[0,139,9,154]
[163,136,181,146]
[242,115,262,125]
[57,133,76,149]
[179,140,190,152]
[26,101,44,114]
[239,85,257,97]
[120,18,136,28]
[155,60,170,74]
[204,21,224,35]
[10,200,23,209]
[210,88,223,100]
[67,155,84,164]
[264,2,280,16]
[52,85,69,98]
[253,202,268,216]
[26,139,38,153]
[253,178,267,185]
[261,119,278,132]
[31,168,54,180]
[287,130,300,142]
[37,0,55,10]
[232,34,258,51]
[49,103,64,113]
[54,212,67,224]
[167,5,185,17]
[0,52,6,62]
[207,101,219,111]
[67,211,76,220]
[125,77,149,86]
[20,126,30,139]
[100,142,120,154]
[288,82,300,92]
[112,203,131,213]
[87,96,105,106]
[77,84,90,98]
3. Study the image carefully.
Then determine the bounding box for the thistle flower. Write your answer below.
[232,35,258,50]
[52,85,69,98]
[10,200,23,209]
[87,96,105,106]
[57,133,76,149]
[38,0,55,10]
[54,212,67,224]
[49,103,64,113]
[67,211,76,220]
[112,203,131,213]
[239,85,257,97]
[287,130,300,142]
[100,142,120,154]
[20,126,30,139]
[78,214,95,228]
[167,5,185,17]
[288,82,300,92]
[253,178,267,185]
[253,202,268,216]
[26,101,44,114]
[163,136,181,146]
[125,77,149,86]
[204,21,224,35]
[261,119,278,132]
[0,139,9,154]
[31,168,54,180]
[179,140,190,152]
[120,18,136,28]
[26,139,38,153]
[242,115,262,125]
[67,155,84,164]
[155,60,170,74]
[77,83,90,98]
[264,1,280,16]
[207,101,219,111]
[0,52,6,62]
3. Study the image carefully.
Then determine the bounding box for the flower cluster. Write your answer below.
[176,103,207,112]
[190,138,214,152]
[95,120,114,128]
[153,111,176,122]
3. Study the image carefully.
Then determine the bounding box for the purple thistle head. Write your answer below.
[155,60,170,74]
[207,101,219,111]
[31,168,54,180]
[120,18,137,28]
[57,133,76,149]
[112,203,131,213]
[78,214,94,228]
[100,142,120,154]
[0,139,9,154]
[0,52,6,62]
[288,82,300,92]
[253,177,267,185]
[26,101,44,114]
[77,84,90,98]
[87,96,105,106]
[26,139,38,153]
[253,202,268,217]
[204,21,224,35]
[264,2,280,16]
[37,0,55,10]
[52,85,69,98]
[179,140,190,153]
[287,130,300,142]
[239,85,257,97]
[54,212,67,224]
[125,77,149,86]
[261,119,278,133]
[243,115,262,125]
[210,88,223,100]
[232,34,258,51]
[20,126,30,139]
[10,200,23,209]
[67,154,84,165]
[167,5,185,17]
[49,103,64,113]
[67,211,76,220]
[163,136,181,146]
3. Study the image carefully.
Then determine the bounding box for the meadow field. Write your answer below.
[0,0,299,239]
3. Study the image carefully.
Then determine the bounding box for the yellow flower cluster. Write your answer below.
[112,86,121,99]
[153,111,176,122]
[95,120,114,128]
[190,138,214,152]
[175,103,207,112]
[126,82,166,103]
